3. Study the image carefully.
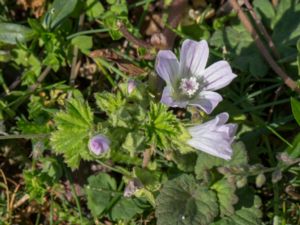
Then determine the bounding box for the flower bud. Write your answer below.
[88,135,110,155]
[236,176,247,188]
[124,178,143,197]
[255,173,266,188]
[272,169,282,183]
[127,80,137,94]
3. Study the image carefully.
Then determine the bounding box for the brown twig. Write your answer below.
[27,66,52,92]
[9,184,21,212]
[161,0,188,49]
[13,194,30,209]
[229,0,300,94]
[117,21,153,49]
[244,0,280,59]
[118,0,188,50]
[70,14,85,86]
[272,0,279,7]
[0,169,10,221]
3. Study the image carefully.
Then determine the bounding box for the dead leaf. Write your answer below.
[17,0,46,18]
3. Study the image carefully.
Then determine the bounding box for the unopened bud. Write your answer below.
[88,135,110,155]
[255,173,266,188]
[236,176,247,188]
[124,178,143,197]
[272,169,282,183]
[127,80,137,94]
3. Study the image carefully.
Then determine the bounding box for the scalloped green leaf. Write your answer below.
[211,179,238,217]
[50,98,93,169]
[85,173,118,218]
[156,174,219,225]
[110,198,145,221]
[212,194,262,225]
[195,141,248,179]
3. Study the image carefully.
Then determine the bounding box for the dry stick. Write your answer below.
[1,66,51,98]
[272,0,279,7]
[9,184,20,213]
[161,0,188,49]
[244,0,280,59]
[118,0,188,50]
[229,0,300,94]
[69,14,85,86]
[117,21,153,49]
[13,194,30,209]
[0,169,10,221]
[27,66,52,92]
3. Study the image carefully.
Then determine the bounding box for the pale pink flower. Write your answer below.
[156,39,236,114]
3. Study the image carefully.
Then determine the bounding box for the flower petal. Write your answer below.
[160,86,188,108]
[160,86,174,106]
[180,39,209,77]
[217,123,238,141]
[155,50,179,85]
[202,61,237,91]
[187,135,232,160]
[215,112,229,125]
[88,135,110,155]
[189,91,222,114]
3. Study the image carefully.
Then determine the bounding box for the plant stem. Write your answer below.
[63,166,83,223]
[96,160,132,177]
[244,0,280,58]
[263,136,280,217]
[0,133,49,140]
[28,66,52,92]
[117,21,153,49]
[229,0,300,93]
[67,28,108,40]
[69,14,85,86]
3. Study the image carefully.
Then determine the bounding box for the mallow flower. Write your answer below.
[88,135,110,155]
[155,39,237,114]
[187,112,237,160]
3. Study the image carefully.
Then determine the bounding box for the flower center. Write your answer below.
[179,77,199,97]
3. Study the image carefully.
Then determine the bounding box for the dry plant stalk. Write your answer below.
[229,0,300,94]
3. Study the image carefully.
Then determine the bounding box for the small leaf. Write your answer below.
[86,0,104,19]
[85,173,118,218]
[211,179,238,217]
[71,35,93,54]
[156,174,219,225]
[46,0,78,29]
[0,23,34,44]
[291,97,300,126]
[134,167,161,191]
[122,132,145,155]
